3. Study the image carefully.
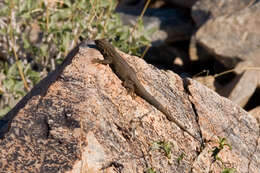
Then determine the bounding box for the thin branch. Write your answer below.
[9,0,30,91]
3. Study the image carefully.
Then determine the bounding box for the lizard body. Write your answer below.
[94,39,201,142]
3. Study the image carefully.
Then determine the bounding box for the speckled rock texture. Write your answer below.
[0,41,259,172]
[187,79,260,172]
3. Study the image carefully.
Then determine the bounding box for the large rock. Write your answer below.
[0,41,259,172]
[192,0,255,26]
[196,2,260,66]
[189,0,254,62]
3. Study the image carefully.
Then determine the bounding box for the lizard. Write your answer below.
[93,39,201,142]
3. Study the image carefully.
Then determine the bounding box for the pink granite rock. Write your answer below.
[0,42,259,172]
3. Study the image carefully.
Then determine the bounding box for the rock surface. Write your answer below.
[249,106,260,123]
[196,2,260,67]
[187,79,260,172]
[192,0,255,26]
[0,42,259,172]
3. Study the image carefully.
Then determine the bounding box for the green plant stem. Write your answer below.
[45,1,50,32]
[9,0,30,92]
[12,45,30,92]
[130,0,151,38]
[141,44,150,59]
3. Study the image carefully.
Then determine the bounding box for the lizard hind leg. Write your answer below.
[123,79,136,98]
